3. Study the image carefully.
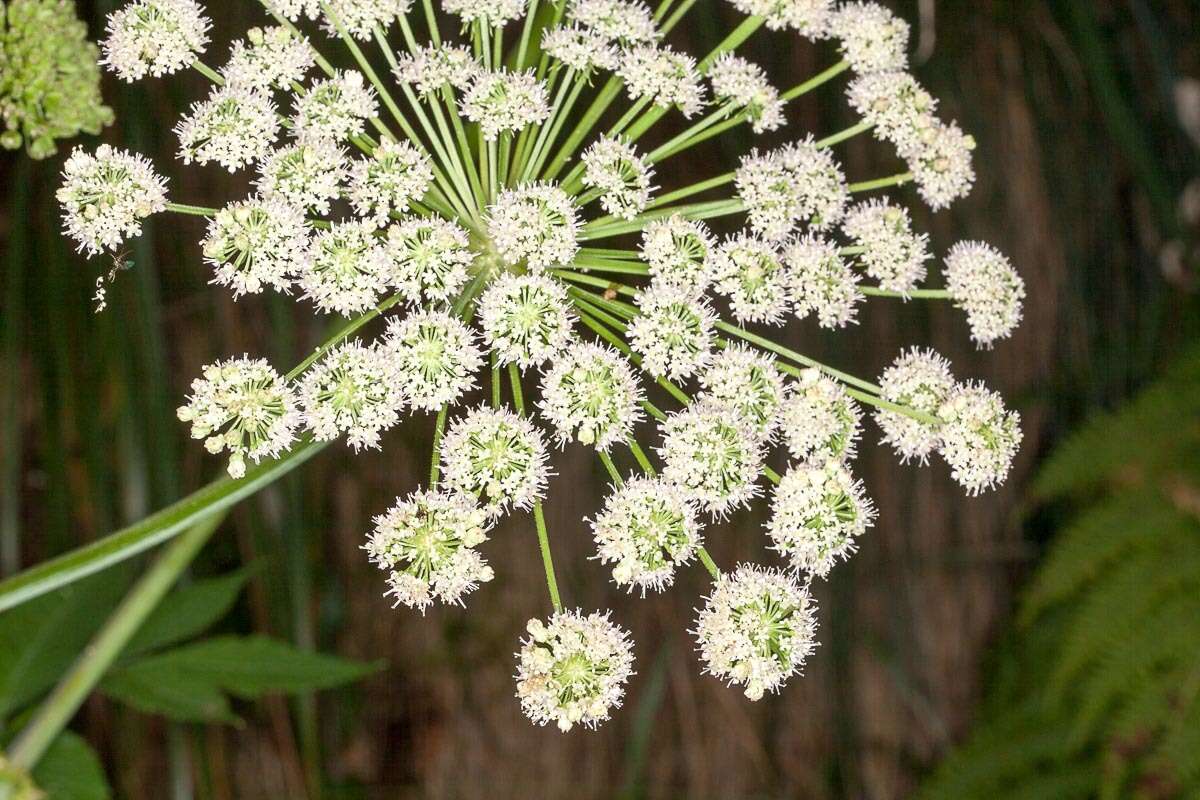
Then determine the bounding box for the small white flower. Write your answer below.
[222,26,315,90]
[846,71,937,155]
[618,45,706,118]
[943,241,1025,348]
[542,24,619,74]
[383,310,483,411]
[640,215,716,296]
[386,216,475,306]
[658,401,764,518]
[56,144,168,255]
[697,344,787,438]
[767,461,875,578]
[736,139,849,241]
[462,69,551,141]
[904,120,976,211]
[783,234,863,329]
[581,137,654,220]
[440,406,550,516]
[365,489,494,611]
[292,70,378,143]
[725,0,833,34]
[778,368,861,464]
[874,348,955,464]
[300,219,391,315]
[626,284,716,381]
[176,356,301,479]
[516,610,635,732]
[347,138,433,226]
[478,273,576,369]
[256,139,349,215]
[443,0,526,27]
[708,233,792,325]
[201,196,310,297]
[936,381,1022,496]
[392,44,480,97]
[567,0,658,46]
[265,0,321,21]
[322,0,411,40]
[841,199,930,295]
[175,85,279,171]
[829,1,909,74]
[539,342,643,450]
[708,54,785,134]
[299,340,403,449]
[694,563,818,700]
[591,477,700,593]
[486,183,580,270]
[101,0,210,82]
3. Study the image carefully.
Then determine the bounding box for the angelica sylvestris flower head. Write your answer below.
[222,26,315,90]
[57,144,168,255]
[841,199,930,296]
[581,137,655,220]
[737,139,849,241]
[784,234,863,329]
[175,85,279,171]
[906,120,976,211]
[640,215,716,297]
[943,241,1025,348]
[201,196,310,296]
[366,489,494,611]
[697,344,787,438]
[299,340,403,450]
[779,368,862,464]
[618,45,707,119]
[392,44,479,96]
[101,0,210,82]
[386,217,475,305]
[255,139,348,215]
[323,0,411,40]
[725,0,833,34]
[176,356,301,479]
[300,219,391,316]
[567,0,658,46]
[478,273,576,370]
[516,610,635,731]
[937,382,1022,495]
[767,461,875,577]
[708,54,785,134]
[658,401,764,518]
[539,342,644,450]
[709,233,792,325]
[462,69,551,141]
[383,310,483,410]
[291,70,377,143]
[829,1,909,74]
[875,348,955,464]
[627,284,716,381]
[694,564,817,700]
[486,183,580,270]
[443,0,526,27]
[541,24,619,73]
[846,71,937,155]
[591,477,701,593]
[347,138,433,226]
[440,406,550,516]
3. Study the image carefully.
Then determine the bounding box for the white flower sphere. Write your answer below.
[736,139,848,241]
[175,85,279,172]
[694,564,818,700]
[539,342,643,451]
[101,0,211,82]
[591,477,701,593]
[640,214,716,297]
[937,382,1023,496]
[874,348,955,464]
[767,460,876,578]
[904,120,976,211]
[291,70,378,143]
[778,368,862,464]
[841,199,930,296]
[386,216,475,306]
[581,136,655,220]
[462,69,551,141]
[440,406,550,516]
[725,0,833,34]
[708,233,792,326]
[201,196,310,297]
[222,25,315,90]
[347,138,433,227]
[255,139,349,215]
[299,341,404,450]
[567,0,658,46]
[697,344,788,438]
[783,234,863,329]
[478,273,576,370]
[516,610,635,732]
[708,53,785,134]
[658,401,764,517]
[57,144,168,255]
[626,284,717,381]
[828,1,910,74]
[300,219,391,316]
[486,183,580,271]
[943,241,1026,348]
[617,45,707,118]
[383,310,483,411]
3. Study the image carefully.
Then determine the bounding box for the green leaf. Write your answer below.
[100,665,235,724]
[123,568,252,660]
[30,731,111,800]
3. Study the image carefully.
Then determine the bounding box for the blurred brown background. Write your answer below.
[2,0,1198,797]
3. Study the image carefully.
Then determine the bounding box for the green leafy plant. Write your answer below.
[918,347,1200,799]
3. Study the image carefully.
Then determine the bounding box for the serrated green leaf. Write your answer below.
[30,731,111,800]
[122,568,252,660]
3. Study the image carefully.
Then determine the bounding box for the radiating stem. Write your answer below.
[850,172,915,193]
[430,405,448,486]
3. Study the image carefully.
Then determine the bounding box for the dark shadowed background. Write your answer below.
[2,0,1199,797]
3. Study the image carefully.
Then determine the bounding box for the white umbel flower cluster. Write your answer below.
[392,44,479,96]
[694,564,818,700]
[539,342,643,450]
[478,273,576,369]
[386,217,475,305]
[383,310,483,410]
[697,345,787,438]
[57,144,168,255]
[943,241,1026,347]
[567,0,658,47]
[767,461,875,578]
[175,85,279,171]
[828,1,909,74]
[591,477,701,593]
[618,45,707,118]
[176,356,301,478]
[708,54,785,134]
[658,401,764,518]
[725,0,833,34]
[365,489,494,611]
[640,215,715,297]
[322,0,411,39]
[936,382,1022,495]
[101,0,210,82]
[255,139,348,215]
[846,71,937,155]
[778,368,862,464]
[486,183,580,270]
[222,26,315,91]
[300,219,391,315]
[347,138,433,226]
[299,340,403,450]
[516,611,635,732]
[439,406,550,516]
[443,0,525,27]
[874,348,955,464]
[736,139,849,240]
[541,24,619,74]
[783,234,863,329]
[201,196,310,296]
[841,199,930,296]
[581,137,654,220]
[462,70,551,141]
[627,285,716,381]
[709,233,792,325]
[291,71,377,143]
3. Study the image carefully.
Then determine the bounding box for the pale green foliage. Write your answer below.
[0,0,112,158]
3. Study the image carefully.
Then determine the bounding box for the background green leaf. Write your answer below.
[30,731,111,800]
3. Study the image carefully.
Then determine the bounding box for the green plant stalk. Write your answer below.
[7,512,227,770]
